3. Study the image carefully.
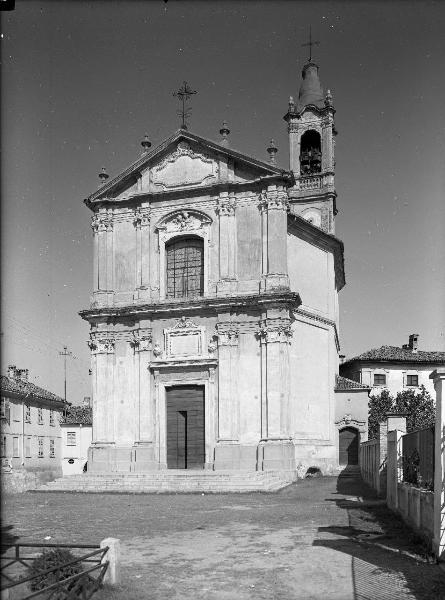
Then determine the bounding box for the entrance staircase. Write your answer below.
[36,470,297,494]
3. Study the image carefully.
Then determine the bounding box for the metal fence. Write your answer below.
[402,425,435,489]
[0,542,109,599]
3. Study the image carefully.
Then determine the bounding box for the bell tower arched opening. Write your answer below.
[300,130,321,175]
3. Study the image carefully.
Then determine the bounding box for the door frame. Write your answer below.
[166,387,205,470]
[156,377,213,469]
[338,426,360,466]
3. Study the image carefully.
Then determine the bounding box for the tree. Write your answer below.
[394,385,435,432]
[368,388,393,439]
[368,385,435,439]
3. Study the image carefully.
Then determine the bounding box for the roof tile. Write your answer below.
[342,345,445,366]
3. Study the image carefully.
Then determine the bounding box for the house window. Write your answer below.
[166,237,204,299]
[38,407,43,424]
[50,410,55,426]
[67,431,76,446]
[49,439,55,458]
[1,436,6,457]
[13,437,20,458]
[25,437,32,458]
[25,405,31,423]
[406,374,419,387]
[1,398,6,418]
[373,373,386,386]
[38,437,44,458]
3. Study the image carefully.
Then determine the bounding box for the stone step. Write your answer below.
[37,470,296,493]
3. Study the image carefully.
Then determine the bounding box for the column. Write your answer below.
[260,185,290,291]
[216,326,239,441]
[430,368,445,561]
[216,192,237,295]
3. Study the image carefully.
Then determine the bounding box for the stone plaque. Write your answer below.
[168,331,201,356]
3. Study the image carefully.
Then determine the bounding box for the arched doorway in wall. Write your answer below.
[338,427,359,466]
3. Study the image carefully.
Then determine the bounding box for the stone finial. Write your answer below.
[288,95,295,112]
[98,167,109,186]
[325,89,333,107]
[267,139,278,165]
[219,121,230,147]
[141,134,152,154]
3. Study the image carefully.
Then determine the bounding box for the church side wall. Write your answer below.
[287,233,333,318]
[289,317,337,472]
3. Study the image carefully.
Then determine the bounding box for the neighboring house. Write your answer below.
[334,375,371,467]
[60,401,92,476]
[80,57,347,477]
[1,365,68,492]
[340,334,445,397]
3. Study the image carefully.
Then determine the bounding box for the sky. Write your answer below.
[1,0,444,403]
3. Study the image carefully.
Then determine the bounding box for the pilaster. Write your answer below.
[216,192,237,295]
[133,208,151,302]
[260,186,290,292]
[88,334,115,445]
[216,323,239,441]
[258,318,292,439]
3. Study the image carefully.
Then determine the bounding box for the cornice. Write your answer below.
[79,291,301,322]
[85,174,294,210]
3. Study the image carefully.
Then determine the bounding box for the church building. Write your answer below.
[80,59,347,478]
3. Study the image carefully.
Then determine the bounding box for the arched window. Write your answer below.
[166,236,204,299]
[300,130,322,175]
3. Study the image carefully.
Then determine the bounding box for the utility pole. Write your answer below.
[59,346,72,403]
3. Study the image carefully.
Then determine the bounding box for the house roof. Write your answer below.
[0,375,66,407]
[60,405,92,425]
[335,375,371,391]
[85,128,292,205]
[341,345,445,367]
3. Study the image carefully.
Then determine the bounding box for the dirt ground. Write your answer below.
[2,473,444,600]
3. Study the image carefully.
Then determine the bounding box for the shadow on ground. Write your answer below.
[313,468,445,600]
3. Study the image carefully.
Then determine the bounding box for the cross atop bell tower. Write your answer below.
[283,44,337,234]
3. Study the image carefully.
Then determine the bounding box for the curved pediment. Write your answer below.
[156,208,212,234]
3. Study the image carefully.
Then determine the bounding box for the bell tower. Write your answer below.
[284,59,337,233]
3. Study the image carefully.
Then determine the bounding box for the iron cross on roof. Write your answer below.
[301,26,320,62]
[173,81,198,130]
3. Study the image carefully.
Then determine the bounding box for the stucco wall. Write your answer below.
[342,363,438,397]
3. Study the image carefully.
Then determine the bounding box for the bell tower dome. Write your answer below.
[284,59,337,234]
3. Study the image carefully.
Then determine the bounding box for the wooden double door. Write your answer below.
[166,385,205,469]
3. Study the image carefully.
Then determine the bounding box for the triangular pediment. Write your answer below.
[86,129,288,204]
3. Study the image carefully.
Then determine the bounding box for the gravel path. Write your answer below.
[2,474,444,599]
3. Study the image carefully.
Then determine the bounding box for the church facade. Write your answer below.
[80,60,346,475]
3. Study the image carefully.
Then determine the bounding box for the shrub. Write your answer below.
[27,548,83,594]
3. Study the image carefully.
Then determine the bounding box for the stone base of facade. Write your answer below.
[88,439,339,475]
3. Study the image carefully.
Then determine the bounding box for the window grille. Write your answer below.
[25,405,31,423]
[38,437,44,458]
[49,439,55,458]
[406,374,419,387]
[166,237,204,299]
[373,373,386,386]
[67,431,76,446]
[38,407,43,424]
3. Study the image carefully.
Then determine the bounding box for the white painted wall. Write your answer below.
[61,424,92,476]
